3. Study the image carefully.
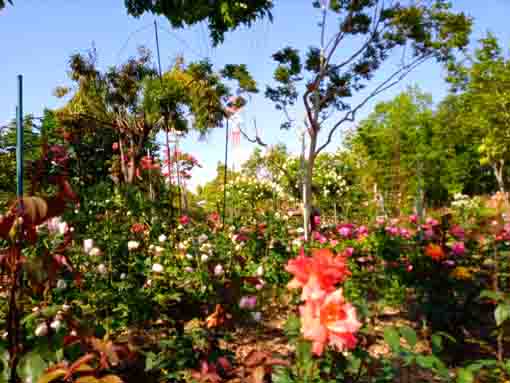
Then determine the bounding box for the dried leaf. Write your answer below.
[36,369,67,383]
[206,304,225,329]
[75,377,100,383]
[90,338,120,366]
[250,366,265,383]
[244,350,269,368]
[64,354,96,380]
[265,358,290,367]
[99,375,124,383]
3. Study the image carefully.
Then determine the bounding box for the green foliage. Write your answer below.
[266,0,472,132]
[348,86,499,210]
[447,33,510,192]
[124,0,273,46]
[383,326,449,379]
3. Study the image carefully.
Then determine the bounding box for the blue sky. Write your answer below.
[1,1,510,190]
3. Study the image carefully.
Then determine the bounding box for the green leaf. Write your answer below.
[415,355,436,369]
[383,327,401,352]
[494,303,510,326]
[283,314,301,340]
[479,290,504,302]
[0,348,10,383]
[17,352,47,383]
[145,352,157,371]
[272,366,293,383]
[457,368,474,383]
[431,334,443,353]
[399,326,417,348]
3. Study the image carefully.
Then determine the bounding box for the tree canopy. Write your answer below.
[124,0,273,45]
[447,33,510,192]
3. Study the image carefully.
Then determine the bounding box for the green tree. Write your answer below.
[124,0,273,46]
[432,94,496,197]
[264,0,472,237]
[56,49,256,187]
[0,114,44,202]
[447,33,510,193]
[350,88,435,212]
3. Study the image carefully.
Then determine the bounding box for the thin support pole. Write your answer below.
[16,75,23,199]
[223,119,229,227]
[154,20,163,80]
[175,135,182,215]
[300,127,307,240]
[154,19,176,224]
[9,75,24,383]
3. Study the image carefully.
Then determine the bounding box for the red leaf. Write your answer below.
[64,335,82,346]
[64,353,96,380]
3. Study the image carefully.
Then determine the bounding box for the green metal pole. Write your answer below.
[16,75,23,199]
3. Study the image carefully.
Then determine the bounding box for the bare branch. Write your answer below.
[238,118,268,147]
[315,53,433,155]
[282,105,295,126]
[330,14,385,72]
[303,90,316,135]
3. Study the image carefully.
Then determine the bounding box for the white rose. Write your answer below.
[56,279,67,290]
[158,234,167,243]
[127,241,140,251]
[50,319,62,331]
[201,254,209,262]
[251,312,262,322]
[152,263,164,273]
[83,239,94,254]
[256,265,264,277]
[58,222,68,235]
[89,247,102,257]
[97,264,107,274]
[214,264,224,276]
[35,323,48,337]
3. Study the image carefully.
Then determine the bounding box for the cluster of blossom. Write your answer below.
[33,303,71,337]
[496,223,510,242]
[315,166,348,198]
[285,248,361,355]
[336,223,369,240]
[37,216,69,236]
[451,193,482,210]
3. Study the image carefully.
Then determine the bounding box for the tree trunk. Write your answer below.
[493,159,506,193]
[303,131,317,241]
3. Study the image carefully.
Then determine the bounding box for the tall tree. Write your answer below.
[56,48,257,189]
[0,114,44,201]
[264,0,472,237]
[124,0,273,45]
[447,33,510,193]
[351,87,435,212]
